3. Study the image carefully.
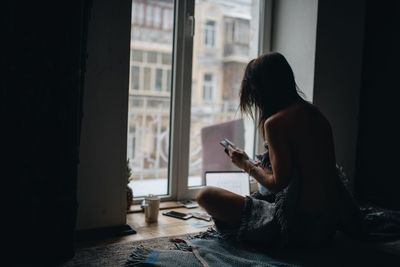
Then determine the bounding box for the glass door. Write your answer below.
[183,0,263,198]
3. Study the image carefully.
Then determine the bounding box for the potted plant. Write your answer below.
[126,159,134,210]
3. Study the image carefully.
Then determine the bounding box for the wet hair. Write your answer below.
[239,52,304,131]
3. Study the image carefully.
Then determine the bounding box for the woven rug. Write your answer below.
[61,233,196,267]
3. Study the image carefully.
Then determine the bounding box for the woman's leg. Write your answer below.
[196,186,245,227]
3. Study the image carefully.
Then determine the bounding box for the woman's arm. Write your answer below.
[228,117,293,193]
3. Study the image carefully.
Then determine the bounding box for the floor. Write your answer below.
[77,201,214,248]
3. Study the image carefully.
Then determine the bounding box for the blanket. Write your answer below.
[126,235,300,267]
[126,205,400,267]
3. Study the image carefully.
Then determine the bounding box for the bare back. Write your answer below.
[265,101,338,213]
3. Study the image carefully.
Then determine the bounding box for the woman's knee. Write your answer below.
[196,186,220,208]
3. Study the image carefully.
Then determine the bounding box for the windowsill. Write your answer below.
[127,201,186,214]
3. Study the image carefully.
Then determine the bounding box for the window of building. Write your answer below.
[162,8,173,30]
[145,4,153,27]
[203,73,214,101]
[132,2,144,25]
[155,68,163,91]
[131,66,140,90]
[204,20,216,47]
[153,6,161,28]
[147,51,158,63]
[225,18,250,45]
[143,67,151,90]
[131,49,143,62]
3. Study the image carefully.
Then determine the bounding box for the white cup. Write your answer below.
[143,194,160,223]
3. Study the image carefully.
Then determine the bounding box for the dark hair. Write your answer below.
[239,52,304,131]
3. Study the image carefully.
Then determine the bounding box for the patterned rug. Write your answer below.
[61,233,196,267]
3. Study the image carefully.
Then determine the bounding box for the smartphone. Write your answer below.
[179,200,199,209]
[219,138,236,149]
[162,210,193,220]
[220,138,258,165]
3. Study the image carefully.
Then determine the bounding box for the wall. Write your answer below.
[77,0,131,230]
[312,0,365,189]
[271,0,318,101]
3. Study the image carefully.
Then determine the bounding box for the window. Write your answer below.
[155,68,163,91]
[128,0,266,200]
[204,20,216,47]
[162,8,173,30]
[130,66,140,90]
[145,5,153,27]
[203,74,214,101]
[166,69,171,92]
[224,18,250,45]
[132,2,144,25]
[131,49,143,62]
[143,67,151,90]
[153,6,161,28]
[147,51,157,63]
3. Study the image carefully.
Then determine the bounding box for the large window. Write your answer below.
[128,0,266,200]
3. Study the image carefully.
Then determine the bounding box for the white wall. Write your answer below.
[271,0,318,101]
[77,0,131,230]
[271,0,365,189]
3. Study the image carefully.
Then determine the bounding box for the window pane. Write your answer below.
[128,0,175,197]
[203,74,213,101]
[166,69,171,92]
[131,49,143,62]
[143,67,151,90]
[155,68,163,91]
[204,20,216,47]
[188,0,260,187]
[131,66,140,90]
[161,52,171,65]
[147,51,158,63]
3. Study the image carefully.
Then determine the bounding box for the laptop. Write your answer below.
[204,170,251,197]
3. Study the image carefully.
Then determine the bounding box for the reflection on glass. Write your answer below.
[127,0,174,197]
[188,0,260,187]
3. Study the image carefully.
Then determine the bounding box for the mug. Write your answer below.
[143,194,160,223]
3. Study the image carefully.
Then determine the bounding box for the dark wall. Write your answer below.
[355,1,400,209]
[2,0,90,264]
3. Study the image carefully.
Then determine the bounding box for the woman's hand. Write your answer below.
[227,146,251,170]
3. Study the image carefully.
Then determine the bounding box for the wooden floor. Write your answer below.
[77,202,214,248]
[127,205,213,241]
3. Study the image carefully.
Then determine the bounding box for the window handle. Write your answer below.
[187,15,195,37]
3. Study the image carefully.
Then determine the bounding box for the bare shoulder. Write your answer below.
[263,102,305,131]
[263,102,330,138]
[263,112,287,138]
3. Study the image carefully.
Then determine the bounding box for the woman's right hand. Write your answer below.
[227,146,250,170]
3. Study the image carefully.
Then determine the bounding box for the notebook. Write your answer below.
[204,171,250,197]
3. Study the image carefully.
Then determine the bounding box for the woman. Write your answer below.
[196,52,362,248]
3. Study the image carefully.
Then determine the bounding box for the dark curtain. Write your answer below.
[355,1,400,210]
[2,0,91,264]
